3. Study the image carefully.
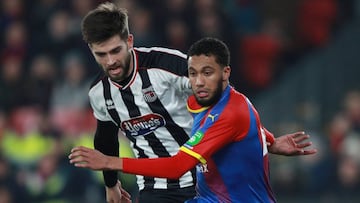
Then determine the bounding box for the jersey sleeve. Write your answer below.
[122,150,198,179]
[263,127,275,146]
[88,85,113,122]
[181,99,251,163]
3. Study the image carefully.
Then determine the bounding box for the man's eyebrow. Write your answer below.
[94,45,122,55]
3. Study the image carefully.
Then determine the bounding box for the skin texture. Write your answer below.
[187,54,229,106]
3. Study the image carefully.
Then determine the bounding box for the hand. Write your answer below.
[268,131,317,156]
[69,146,112,170]
[106,180,132,203]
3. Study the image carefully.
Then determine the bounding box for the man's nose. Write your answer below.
[106,54,116,66]
[195,75,205,86]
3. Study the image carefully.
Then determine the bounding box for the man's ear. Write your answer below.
[223,66,231,81]
[127,34,134,49]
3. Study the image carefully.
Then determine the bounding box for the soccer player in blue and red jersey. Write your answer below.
[69,37,316,202]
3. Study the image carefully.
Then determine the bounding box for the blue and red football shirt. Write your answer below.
[181,85,277,203]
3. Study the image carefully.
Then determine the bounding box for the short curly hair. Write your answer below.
[187,37,230,67]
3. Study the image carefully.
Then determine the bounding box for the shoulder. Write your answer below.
[135,47,187,59]
[89,71,106,90]
[134,47,188,76]
[224,89,252,122]
[88,72,106,101]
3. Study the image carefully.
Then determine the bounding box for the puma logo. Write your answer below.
[207,114,219,122]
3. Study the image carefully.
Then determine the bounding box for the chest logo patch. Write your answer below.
[142,86,158,103]
[121,113,166,136]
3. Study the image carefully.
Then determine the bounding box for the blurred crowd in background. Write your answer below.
[1,0,360,202]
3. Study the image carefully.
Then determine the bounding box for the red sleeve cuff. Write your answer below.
[264,128,275,146]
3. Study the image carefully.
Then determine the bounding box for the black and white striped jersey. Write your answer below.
[89,47,196,190]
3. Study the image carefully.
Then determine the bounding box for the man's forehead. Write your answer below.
[90,36,125,51]
[188,55,217,67]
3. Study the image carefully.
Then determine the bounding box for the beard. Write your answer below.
[195,79,223,107]
[104,52,131,82]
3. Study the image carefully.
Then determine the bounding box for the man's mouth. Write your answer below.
[196,90,209,98]
[108,66,122,75]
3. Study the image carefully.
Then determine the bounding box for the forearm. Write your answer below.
[120,151,198,179]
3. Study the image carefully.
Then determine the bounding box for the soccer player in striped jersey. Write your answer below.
[70,36,317,202]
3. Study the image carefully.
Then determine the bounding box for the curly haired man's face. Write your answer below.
[90,35,133,82]
[188,55,230,106]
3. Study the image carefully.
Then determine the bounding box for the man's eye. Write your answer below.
[111,48,121,54]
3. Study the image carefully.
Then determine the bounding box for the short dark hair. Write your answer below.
[81,2,129,44]
[187,37,230,67]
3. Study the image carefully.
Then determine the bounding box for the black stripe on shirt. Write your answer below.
[138,69,189,146]
[121,87,178,189]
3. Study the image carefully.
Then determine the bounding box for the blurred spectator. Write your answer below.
[0,55,25,114]
[0,186,12,203]
[50,51,92,136]
[130,7,160,47]
[68,0,95,34]
[238,19,284,94]
[38,10,76,63]
[1,21,28,62]
[24,153,98,203]
[23,54,57,112]
[193,0,234,41]
[328,113,351,155]
[51,51,90,109]
[1,107,55,166]
[164,18,191,52]
[152,0,196,49]
[221,0,261,35]
[26,0,63,57]
[336,155,360,198]
[343,90,360,131]
[0,155,29,203]
[296,0,338,50]
[0,0,24,32]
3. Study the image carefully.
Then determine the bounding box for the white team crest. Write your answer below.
[142,86,158,102]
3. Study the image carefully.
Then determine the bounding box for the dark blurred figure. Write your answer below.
[1,21,28,64]
[23,54,57,112]
[0,55,26,115]
[295,0,338,51]
[130,6,160,47]
[0,0,24,36]
[50,51,92,136]
[0,156,29,203]
[238,19,285,96]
